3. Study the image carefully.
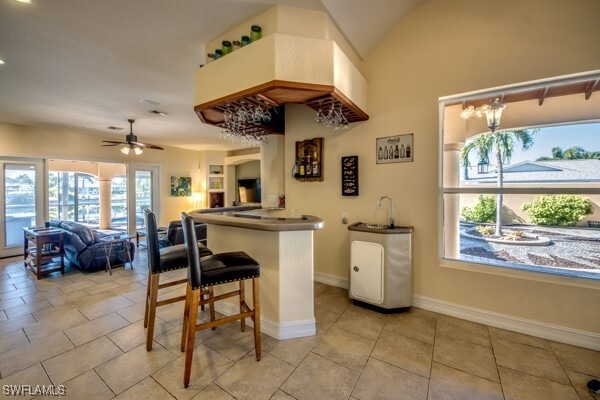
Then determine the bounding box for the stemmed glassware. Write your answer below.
[219,98,273,147]
[315,100,349,130]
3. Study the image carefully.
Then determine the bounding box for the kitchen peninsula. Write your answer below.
[190,208,324,340]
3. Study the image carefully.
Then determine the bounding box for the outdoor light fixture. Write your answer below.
[460,97,506,132]
[484,98,506,132]
[477,158,489,174]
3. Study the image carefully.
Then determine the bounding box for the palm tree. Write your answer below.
[460,129,536,236]
[562,146,586,159]
[536,145,600,161]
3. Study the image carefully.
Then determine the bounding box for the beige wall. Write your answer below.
[0,122,203,226]
[1,0,598,336]
[285,0,600,334]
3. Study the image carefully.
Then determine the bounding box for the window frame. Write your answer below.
[439,71,600,284]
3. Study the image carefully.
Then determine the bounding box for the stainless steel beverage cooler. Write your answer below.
[348,223,413,311]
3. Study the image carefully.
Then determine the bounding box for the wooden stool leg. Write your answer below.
[181,283,192,352]
[146,274,159,351]
[239,280,246,332]
[209,287,216,328]
[143,272,152,328]
[252,277,261,361]
[183,288,200,388]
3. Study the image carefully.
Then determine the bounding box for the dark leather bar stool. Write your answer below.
[143,209,212,351]
[180,212,261,388]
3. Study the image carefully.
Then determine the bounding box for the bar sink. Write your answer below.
[356,223,390,229]
[348,222,413,234]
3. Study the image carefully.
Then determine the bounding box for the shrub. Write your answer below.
[522,195,593,226]
[503,231,525,241]
[461,195,496,223]
[475,225,495,235]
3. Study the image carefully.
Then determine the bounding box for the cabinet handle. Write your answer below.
[353,266,359,272]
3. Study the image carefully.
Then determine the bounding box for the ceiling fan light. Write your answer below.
[133,147,143,155]
[121,146,131,155]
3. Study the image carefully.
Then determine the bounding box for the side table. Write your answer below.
[136,226,166,247]
[99,234,133,275]
[22,227,65,280]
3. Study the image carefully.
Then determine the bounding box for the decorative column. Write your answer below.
[98,177,112,229]
[443,143,462,259]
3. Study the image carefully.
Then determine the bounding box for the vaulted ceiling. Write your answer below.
[0,0,426,151]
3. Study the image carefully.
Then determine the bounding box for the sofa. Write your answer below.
[161,220,207,247]
[48,220,135,272]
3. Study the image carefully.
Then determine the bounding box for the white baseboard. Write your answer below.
[314,272,348,289]
[312,273,599,350]
[214,273,598,349]
[213,301,316,340]
[413,295,600,351]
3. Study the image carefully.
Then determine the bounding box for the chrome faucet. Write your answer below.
[377,196,395,228]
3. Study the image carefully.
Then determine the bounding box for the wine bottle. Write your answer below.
[312,151,320,177]
[299,158,305,177]
[394,145,399,158]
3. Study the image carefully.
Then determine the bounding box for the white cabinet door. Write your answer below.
[350,240,384,304]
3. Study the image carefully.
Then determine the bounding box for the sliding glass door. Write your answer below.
[0,158,44,258]
[128,165,159,233]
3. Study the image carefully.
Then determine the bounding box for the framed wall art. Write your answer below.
[341,156,359,196]
[170,176,192,197]
[376,133,413,164]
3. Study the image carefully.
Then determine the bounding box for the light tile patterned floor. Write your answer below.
[0,250,598,399]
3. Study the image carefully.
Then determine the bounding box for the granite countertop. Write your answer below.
[190,208,324,232]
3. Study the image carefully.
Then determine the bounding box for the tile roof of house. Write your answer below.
[461,159,600,184]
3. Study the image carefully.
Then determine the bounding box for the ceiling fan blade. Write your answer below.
[131,141,164,150]
[143,144,164,150]
[102,140,126,145]
[102,143,123,146]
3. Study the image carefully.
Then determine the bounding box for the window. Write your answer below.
[440,72,600,280]
[3,163,36,247]
[110,175,128,229]
[49,171,100,224]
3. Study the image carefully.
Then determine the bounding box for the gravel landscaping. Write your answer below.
[459,224,600,278]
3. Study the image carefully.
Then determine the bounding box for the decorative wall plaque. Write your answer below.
[376,133,413,164]
[341,155,358,196]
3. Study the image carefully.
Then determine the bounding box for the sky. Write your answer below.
[509,122,600,164]
[466,122,600,166]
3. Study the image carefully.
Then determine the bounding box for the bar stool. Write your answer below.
[143,209,212,351]
[180,212,261,388]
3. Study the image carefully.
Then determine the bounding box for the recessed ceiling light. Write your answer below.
[149,110,168,116]
[140,99,160,107]
[0,59,5,65]
[15,0,32,3]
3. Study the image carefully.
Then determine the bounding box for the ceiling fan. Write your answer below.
[102,119,164,155]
